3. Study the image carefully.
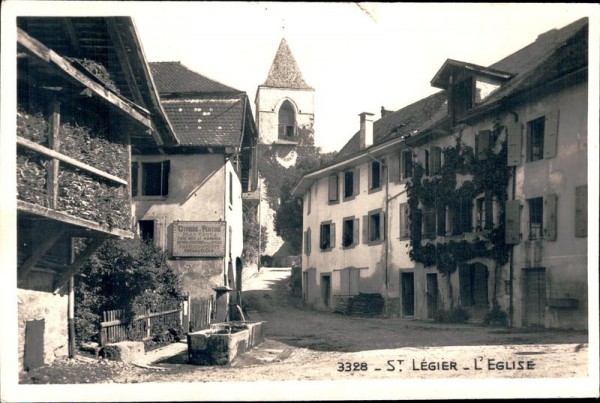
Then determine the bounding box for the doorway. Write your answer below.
[321,274,331,308]
[523,268,547,327]
[401,272,415,317]
[426,273,438,319]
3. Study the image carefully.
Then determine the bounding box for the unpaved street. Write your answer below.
[19,266,589,387]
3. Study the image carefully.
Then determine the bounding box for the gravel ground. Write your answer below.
[15,266,593,399]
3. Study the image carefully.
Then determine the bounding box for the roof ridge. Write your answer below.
[150,61,242,94]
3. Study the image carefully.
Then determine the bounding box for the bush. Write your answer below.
[483,306,508,327]
[75,237,183,344]
[435,307,470,323]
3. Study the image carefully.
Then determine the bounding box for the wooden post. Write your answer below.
[47,99,61,209]
[68,276,76,358]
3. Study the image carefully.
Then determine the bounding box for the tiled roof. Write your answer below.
[160,98,244,146]
[331,17,588,164]
[333,92,448,163]
[262,38,313,89]
[150,62,241,95]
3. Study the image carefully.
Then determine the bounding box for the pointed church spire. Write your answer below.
[262,38,313,89]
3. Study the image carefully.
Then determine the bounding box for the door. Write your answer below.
[321,275,331,308]
[302,271,308,302]
[401,272,415,317]
[523,268,546,327]
[24,319,45,371]
[426,273,438,319]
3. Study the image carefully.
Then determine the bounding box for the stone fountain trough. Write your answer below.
[187,321,266,365]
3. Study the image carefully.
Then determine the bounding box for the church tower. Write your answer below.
[253,38,316,263]
[256,38,315,148]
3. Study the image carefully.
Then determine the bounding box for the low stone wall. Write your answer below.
[187,321,266,365]
[101,341,145,362]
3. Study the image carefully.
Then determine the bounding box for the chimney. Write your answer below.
[381,106,388,118]
[359,112,375,150]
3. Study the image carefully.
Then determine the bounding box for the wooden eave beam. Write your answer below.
[17,28,152,131]
[53,235,108,294]
[18,200,134,239]
[18,227,66,279]
[106,18,145,106]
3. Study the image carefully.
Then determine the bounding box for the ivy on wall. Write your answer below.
[406,121,511,276]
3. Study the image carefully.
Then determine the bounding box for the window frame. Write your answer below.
[319,220,335,252]
[366,208,385,245]
[342,216,358,249]
[528,197,544,240]
[527,116,545,163]
[343,169,355,201]
[368,160,383,193]
[400,150,413,181]
[133,160,170,198]
[328,174,340,205]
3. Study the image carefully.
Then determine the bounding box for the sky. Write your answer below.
[2,2,596,152]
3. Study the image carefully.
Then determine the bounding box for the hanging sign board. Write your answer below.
[172,221,226,257]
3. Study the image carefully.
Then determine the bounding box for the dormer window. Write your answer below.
[278,100,296,138]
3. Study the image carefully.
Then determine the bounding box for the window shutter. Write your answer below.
[354,167,360,195]
[304,230,308,255]
[161,161,170,196]
[431,146,442,175]
[340,269,350,295]
[362,215,368,244]
[399,203,408,238]
[330,222,336,248]
[388,154,400,184]
[349,268,360,295]
[307,191,311,215]
[131,162,138,197]
[575,185,587,237]
[506,121,522,166]
[411,209,422,244]
[505,200,521,244]
[381,211,386,241]
[484,191,494,230]
[328,175,338,202]
[544,110,559,159]
[477,130,491,160]
[544,193,557,241]
[436,204,446,236]
[353,218,360,246]
[307,228,311,255]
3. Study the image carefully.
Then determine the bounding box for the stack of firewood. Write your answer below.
[16,151,49,207]
[348,293,385,317]
[17,109,48,146]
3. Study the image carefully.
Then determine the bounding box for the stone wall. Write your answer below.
[18,285,68,370]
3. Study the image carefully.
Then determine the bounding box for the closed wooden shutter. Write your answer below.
[544,110,559,159]
[340,269,349,295]
[328,175,338,202]
[354,167,360,195]
[485,191,494,230]
[575,185,587,237]
[476,130,491,160]
[505,200,521,244]
[381,211,386,241]
[506,121,522,166]
[544,193,557,241]
[330,222,336,248]
[400,203,409,238]
[430,146,442,175]
[388,154,400,184]
[362,215,368,244]
[349,268,360,295]
[353,218,360,246]
[307,228,311,255]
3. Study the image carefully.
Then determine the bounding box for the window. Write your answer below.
[320,221,335,251]
[342,217,358,248]
[452,77,474,118]
[138,220,155,242]
[369,160,382,191]
[344,170,354,199]
[400,150,413,180]
[131,162,139,197]
[423,207,436,240]
[399,203,410,239]
[424,149,430,176]
[364,209,385,244]
[476,197,485,232]
[304,228,312,255]
[528,197,543,240]
[476,130,491,160]
[328,174,339,203]
[136,161,170,196]
[306,191,311,215]
[527,117,545,162]
[459,263,488,307]
[430,146,442,176]
[436,204,447,236]
[278,100,296,138]
[450,197,473,235]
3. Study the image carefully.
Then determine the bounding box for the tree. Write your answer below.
[74,237,183,344]
[242,209,267,264]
